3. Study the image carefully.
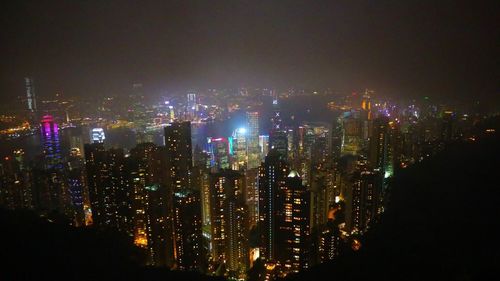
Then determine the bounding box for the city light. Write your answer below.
[0,2,496,279]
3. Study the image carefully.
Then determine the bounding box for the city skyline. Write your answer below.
[0,2,498,281]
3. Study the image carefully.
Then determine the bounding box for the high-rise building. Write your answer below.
[310,167,336,231]
[340,110,369,156]
[258,150,289,261]
[171,191,204,270]
[0,153,32,210]
[245,168,259,228]
[25,77,37,113]
[68,127,85,153]
[91,128,106,143]
[129,143,171,266]
[259,135,269,158]
[164,121,204,271]
[441,110,455,143]
[84,144,133,235]
[187,92,197,120]
[361,89,373,120]
[39,115,70,215]
[209,170,249,279]
[330,118,343,161]
[340,112,365,156]
[232,128,247,170]
[369,117,394,180]
[165,122,193,193]
[271,94,282,131]
[246,112,261,169]
[207,137,231,170]
[318,219,341,263]
[349,170,379,233]
[279,171,310,274]
[41,115,63,170]
[269,130,288,160]
[67,149,87,226]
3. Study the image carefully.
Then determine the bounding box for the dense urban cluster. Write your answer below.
[0,79,494,280]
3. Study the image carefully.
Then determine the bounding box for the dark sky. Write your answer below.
[0,0,498,102]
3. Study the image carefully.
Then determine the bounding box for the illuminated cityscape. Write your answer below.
[0,1,498,281]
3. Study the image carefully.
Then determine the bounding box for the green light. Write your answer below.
[145,184,159,191]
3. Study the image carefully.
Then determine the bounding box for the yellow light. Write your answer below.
[265,263,276,270]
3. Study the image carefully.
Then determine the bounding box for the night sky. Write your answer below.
[0,0,498,101]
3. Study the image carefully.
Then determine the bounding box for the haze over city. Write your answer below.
[1,0,497,102]
[0,1,498,281]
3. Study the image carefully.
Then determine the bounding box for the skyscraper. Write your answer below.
[129,143,171,266]
[0,153,32,210]
[84,143,133,234]
[340,111,365,156]
[245,167,259,228]
[41,115,63,170]
[361,89,373,120]
[258,150,289,261]
[318,217,342,263]
[369,116,395,183]
[269,130,288,160]
[259,135,269,158]
[164,121,204,271]
[91,128,106,143]
[271,93,282,131]
[246,112,261,169]
[207,137,231,170]
[165,122,193,193]
[187,92,197,120]
[67,149,87,226]
[209,170,249,279]
[349,170,379,233]
[25,77,37,113]
[232,128,247,170]
[39,115,70,215]
[279,171,310,273]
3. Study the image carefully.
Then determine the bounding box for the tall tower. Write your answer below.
[165,122,193,192]
[129,143,171,266]
[369,116,394,179]
[164,121,204,271]
[91,128,106,143]
[361,89,373,120]
[40,115,63,170]
[25,77,37,112]
[232,128,247,170]
[271,91,282,131]
[187,92,197,120]
[258,150,289,261]
[207,137,231,170]
[84,144,133,235]
[340,111,364,156]
[209,170,249,279]
[269,130,288,160]
[0,153,32,210]
[67,149,87,226]
[350,170,379,233]
[246,112,260,169]
[279,171,310,274]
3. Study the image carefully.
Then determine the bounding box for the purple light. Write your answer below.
[44,122,51,135]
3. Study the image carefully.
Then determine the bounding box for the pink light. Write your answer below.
[210,137,228,142]
[44,122,51,134]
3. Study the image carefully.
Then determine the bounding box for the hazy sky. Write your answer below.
[0,0,498,101]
